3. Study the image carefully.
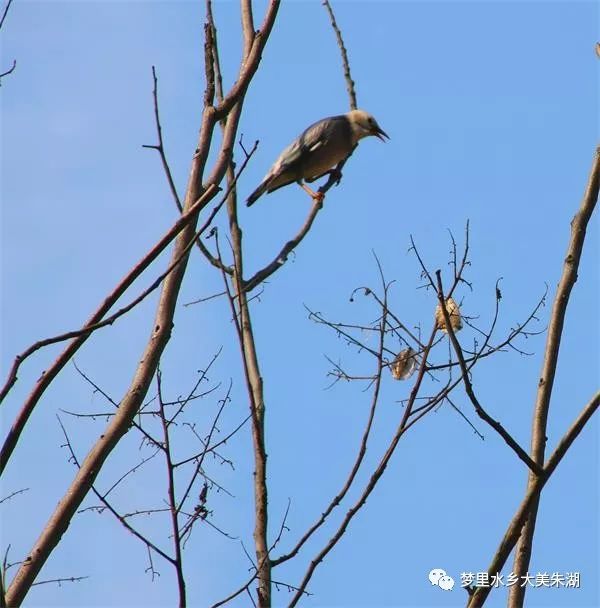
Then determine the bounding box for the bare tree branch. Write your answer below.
[156,371,186,607]
[468,390,600,607]
[322,0,357,110]
[143,66,183,212]
[5,2,282,603]
[435,271,543,476]
[0,186,218,472]
[508,145,600,606]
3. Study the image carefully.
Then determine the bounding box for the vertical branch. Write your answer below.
[233,260,271,608]
[240,0,256,56]
[157,371,186,608]
[4,1,281,604]
[143,66,183,213]
[508,146,599,607]
[322,0,357,110]
[225,127,271,608]
[210,2,271,605]
[217,170,271,605]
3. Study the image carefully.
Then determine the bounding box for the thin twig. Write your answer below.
[322,0,357,110]
[143,66,183,212]
[156,371,187,607]
[0,0,14,30]
[57,416,176,567]
[435,271,542,476]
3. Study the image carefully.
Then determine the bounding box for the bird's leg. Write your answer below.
[329,165,343,186]
[299,182,324,204]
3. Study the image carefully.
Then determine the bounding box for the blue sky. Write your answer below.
[1,1,598,607]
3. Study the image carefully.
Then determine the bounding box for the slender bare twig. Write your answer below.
[177,381,233,519]
[0,488,29,505]
[205,7,275,600]
[156,371,186,608]
[243,199,322,292]
[0,59,15,81]
[426,287,546,373]
[71,360,162,451]
[166,349,222,425]
[30,576,89,588]
[435,271,543,476]
[56,417,176,567]
[0,0,13,30]
[103,452,162,499]
[224,134,272,608]
[507,145,600,607]
[322,0,357,110]
[175,413,250,468]
[142,66,182,212]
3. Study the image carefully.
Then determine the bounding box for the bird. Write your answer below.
[246,109,388,206]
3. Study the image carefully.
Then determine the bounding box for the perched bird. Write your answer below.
[246,109,388,206]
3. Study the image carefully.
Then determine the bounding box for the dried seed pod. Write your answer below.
[435,297,463,333]
[391,348,418,380]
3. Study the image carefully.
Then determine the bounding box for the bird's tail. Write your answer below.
[246,180,269,207]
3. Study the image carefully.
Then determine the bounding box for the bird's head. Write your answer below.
[348,109,389,143]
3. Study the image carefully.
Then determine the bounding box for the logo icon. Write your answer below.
[429,568,455,592]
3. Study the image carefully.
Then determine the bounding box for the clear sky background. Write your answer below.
[1,1,598,607]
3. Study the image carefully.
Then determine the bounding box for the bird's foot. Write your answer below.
[312,191,324,205]
[300,183,325,205]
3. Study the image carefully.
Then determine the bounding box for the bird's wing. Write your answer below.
[273,115,345,175]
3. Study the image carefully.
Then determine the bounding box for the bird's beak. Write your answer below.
[373,125,389,141]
